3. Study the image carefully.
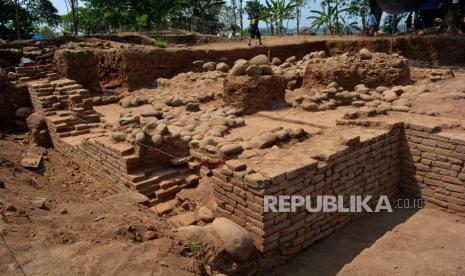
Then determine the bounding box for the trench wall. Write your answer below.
[400,124,465,214]
[53,35,465,91]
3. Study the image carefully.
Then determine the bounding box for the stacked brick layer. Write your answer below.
[213,127,401,255]
[401,124,465,215]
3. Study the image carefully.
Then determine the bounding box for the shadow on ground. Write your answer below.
[262,207,419,276]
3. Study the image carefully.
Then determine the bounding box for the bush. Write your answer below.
[153,38,168,48]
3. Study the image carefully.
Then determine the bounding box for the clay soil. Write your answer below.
[0,134,204,276]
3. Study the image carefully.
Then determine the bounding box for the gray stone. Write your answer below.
[198,207,214,223]
[359,48,373,60]
[216,62,230,72]
[151,134,163,146]
[209,218,255,262]
[249,54,269,66]
[271,57,282,65]
[202,62,216,71]
[382,90,398,102]
[230,59,249,76]
[220,144,243,155]
[246,65,262,76]
[111,132,126,142]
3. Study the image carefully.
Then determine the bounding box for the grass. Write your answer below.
[190,241,203,255]
[153,38,168,48]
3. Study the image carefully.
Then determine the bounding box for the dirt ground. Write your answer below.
[0,134,204,276]
[2,132,465,276]
[264,207,465,276]
[2,34,465,276]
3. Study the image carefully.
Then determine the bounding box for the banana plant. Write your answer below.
[264,0,297,35]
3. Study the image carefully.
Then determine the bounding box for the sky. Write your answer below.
[50,0,360,30]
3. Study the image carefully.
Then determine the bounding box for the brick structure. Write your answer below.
[15,64,54,83]
[401,124,465,214]
[211,126,401,255]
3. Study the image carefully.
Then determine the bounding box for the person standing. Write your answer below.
[368,10,379,36]
[248,14,263,46]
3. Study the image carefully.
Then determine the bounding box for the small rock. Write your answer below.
[16,107,33,119]
[202,62,216,71]
[260,65,274,75]
[301,102,318,112]
[245,65,262,76]
[285,56,297,63]
[198,207,214,223]
[169,212,198,228]
[230,59,249,76]
[32,198,47,209]
[382,90,398,102]
[392,106,411,112]
[220,144,243,155]
[359,48,373,60]
[0,180,5,189]
[153,200,176,214]
[352,100,365,107]
[135,132,145,143]
[60,208,68,214]
[186,102,200,112]
[216,62,230,72]
[271,57,282,65]
[249,54,269,66]
[142,230,158,240]
[111,132,126,142]
[317,51,327,58]
[151,134,163,146]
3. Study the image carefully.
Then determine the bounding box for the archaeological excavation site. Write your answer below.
[2,34,465,275]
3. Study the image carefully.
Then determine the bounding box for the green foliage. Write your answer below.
[0,0,59,39]
[136,14,149,31]
[153,38,168,48]
[0,39,7,45]
[189,241,203,255]
[308,0,360,35]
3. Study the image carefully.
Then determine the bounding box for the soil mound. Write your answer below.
[303,50,411,90]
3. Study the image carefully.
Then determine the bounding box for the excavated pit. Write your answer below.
[11,35,465,271]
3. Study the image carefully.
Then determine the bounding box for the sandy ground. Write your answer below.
[265,207,465,276]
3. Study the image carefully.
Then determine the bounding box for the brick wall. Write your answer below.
[212,126,401,255]
[400,124,465,215]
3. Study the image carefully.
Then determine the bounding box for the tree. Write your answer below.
[239,0,244,36]
[264,0,297,35]
[294,0,307,34]
[0,0,59,39]
[308,0,351,35]
[64,0,79,35]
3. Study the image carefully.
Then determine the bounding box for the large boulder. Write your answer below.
[223,75,286,114]
[209,218,255,262]
[303,52,411,90]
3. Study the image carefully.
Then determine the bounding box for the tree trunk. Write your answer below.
[14,0,20,40]
[239,0,243,36]
[296,6,301,34]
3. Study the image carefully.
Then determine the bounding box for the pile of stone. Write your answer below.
[294,81,414,113]
[191,126,307,158]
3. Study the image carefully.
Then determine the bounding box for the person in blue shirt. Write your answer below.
[368,10,379,36]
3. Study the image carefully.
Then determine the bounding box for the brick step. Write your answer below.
[132,167,191,191]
